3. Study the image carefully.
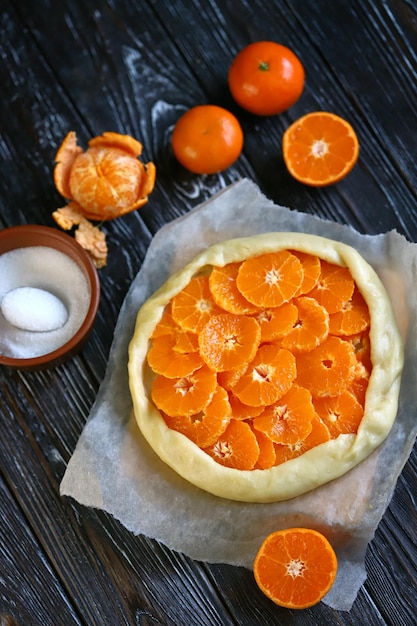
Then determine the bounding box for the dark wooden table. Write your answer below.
[1,1,416,624]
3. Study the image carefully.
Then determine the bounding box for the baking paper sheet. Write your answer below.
[60,178,417,611]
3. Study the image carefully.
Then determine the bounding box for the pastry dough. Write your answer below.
[128,233,403,502]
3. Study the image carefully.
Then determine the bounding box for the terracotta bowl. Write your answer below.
[0,224,100,370]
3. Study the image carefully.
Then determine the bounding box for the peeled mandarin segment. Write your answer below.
[203,419,260,470]
[253,386,315,445]
[282,111,359,187]
[253,528,338,609]
[236,251,304,308]
[291,251,321,294]
[146,335,202,378]
[171,276,222,333]
[232,344,297,407]
[280,296,329,353]
[162,385,231,448]
[307,261,355,314]
[209,263,260,314]
[198,313,261,372]
[253,301,298,343]
[151,365,217,417]
[296,336,356,397]
[252,427,277,470]
[328,288,370,336]
[313,390,364,438]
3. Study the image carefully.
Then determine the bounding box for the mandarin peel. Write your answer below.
[52,130,156,267]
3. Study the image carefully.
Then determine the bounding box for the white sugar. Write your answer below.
[0,246,91,359]
[1,287,68,332]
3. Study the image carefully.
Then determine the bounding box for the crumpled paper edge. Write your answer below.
[60,178,417,611]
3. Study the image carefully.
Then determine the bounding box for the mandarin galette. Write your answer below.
[128,233,403,502]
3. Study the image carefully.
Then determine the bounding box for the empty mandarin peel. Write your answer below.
[146,248,374,472]
[253,528,338,609]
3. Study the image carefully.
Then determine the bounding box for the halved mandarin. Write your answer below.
[204,419,260,470]
[198,313,261,372]
[280,297,329,353]
[236,251,304,308]
[232,344,296,407]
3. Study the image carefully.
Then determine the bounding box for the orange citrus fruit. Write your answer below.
[228,41,305,116]
[151,365,217,417]
[171,276,222,333]
[253,528,338,609]
[282,111,359,187]
[171,105,243,174]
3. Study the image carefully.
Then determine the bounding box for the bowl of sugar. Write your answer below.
[0,224,100,369]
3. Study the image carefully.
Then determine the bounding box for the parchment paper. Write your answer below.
[60,178,417,611]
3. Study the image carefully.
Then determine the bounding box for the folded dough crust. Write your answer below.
[128,232,404,502]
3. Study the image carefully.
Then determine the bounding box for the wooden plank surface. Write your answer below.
[1,1,416,624]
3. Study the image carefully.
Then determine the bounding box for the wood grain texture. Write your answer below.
[1,0,416,624]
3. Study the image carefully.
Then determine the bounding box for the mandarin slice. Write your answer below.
[252,427,277,470]
[198,313,261,372]
[252,301,298,343]
[228,393,264,420]
[291,251,321,295]
[162,385,231,448]
[253,386,315,445]
[296,336,356,397]
[273,414,331,465]
[146,335,202,378]
[151,309,200,354]
[253,528,338,609]
[232,344,296,407]
[171,276,223,333]
[314,390,364,438]
[308,261,355,313]
[280,296,329,353]
[204,419,260,470]
[151,365,217,417]
[209,263,260,314]
[328,287,370,336]
[236,251,304,307]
